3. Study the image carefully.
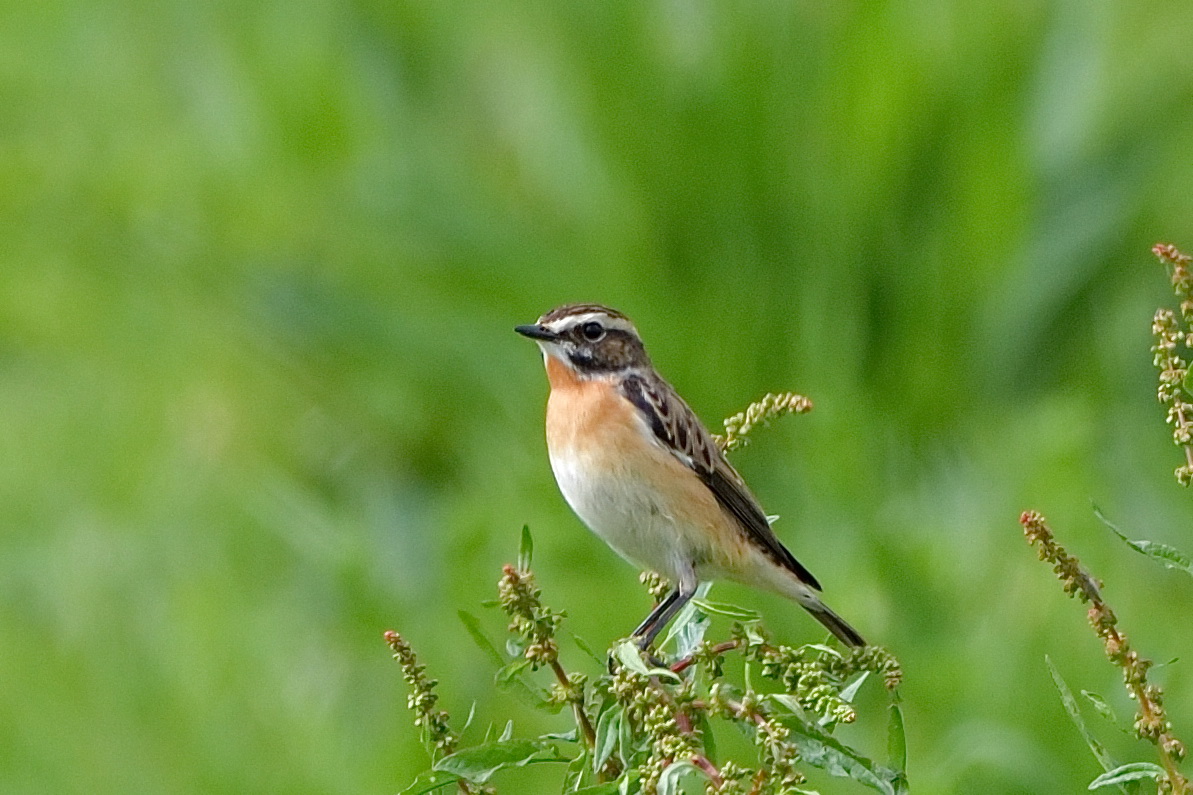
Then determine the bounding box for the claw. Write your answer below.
[607,640,667,674]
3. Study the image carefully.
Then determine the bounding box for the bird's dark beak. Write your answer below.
[514,324,560,342]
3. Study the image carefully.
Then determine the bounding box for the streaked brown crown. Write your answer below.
[538,303,631,326]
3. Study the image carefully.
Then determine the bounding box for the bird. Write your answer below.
[515,303,865,650]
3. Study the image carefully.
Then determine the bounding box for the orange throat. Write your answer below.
[544,352,585,391]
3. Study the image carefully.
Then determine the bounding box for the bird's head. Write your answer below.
[515,303,651,376]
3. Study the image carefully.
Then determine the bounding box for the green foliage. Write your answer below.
[1151,244,1193,485]
[1094,505,1193,579]
[392,530,904,794]
[435,739,569,785]
[1021,255,1193,795]
[519,525,535,573]
[398,770,466,795]
[1045,656,1126,790]
[1027,517,1189,793]
[887,695,907,775]
[1088,764,1167,790]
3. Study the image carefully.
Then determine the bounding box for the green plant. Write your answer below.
[1019,510,1189,794]
[1014,244,1193,795]
[388,395,905,794]
[1151,243,1193,486]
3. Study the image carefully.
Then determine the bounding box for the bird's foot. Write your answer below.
[606,638,668,674]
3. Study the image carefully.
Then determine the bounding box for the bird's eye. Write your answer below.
[580,321,605,341]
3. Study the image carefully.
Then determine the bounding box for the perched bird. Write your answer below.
[515,303,865,649]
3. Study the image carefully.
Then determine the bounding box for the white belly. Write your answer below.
[548,444,690,581]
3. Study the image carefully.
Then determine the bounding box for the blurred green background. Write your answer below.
[3,0,1193,791]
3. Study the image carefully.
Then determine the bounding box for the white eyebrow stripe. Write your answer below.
[542,312,638,335]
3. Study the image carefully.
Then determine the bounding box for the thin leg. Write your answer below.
[631,589,680,638]
[632,572,699,650]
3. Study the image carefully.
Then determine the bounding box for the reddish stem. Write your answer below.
[670,640,740,674]
[692,754,724,787]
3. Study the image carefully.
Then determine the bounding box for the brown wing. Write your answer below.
[620,373,822,591]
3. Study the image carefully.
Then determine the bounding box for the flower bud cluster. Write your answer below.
[1020,510,1103,603]
[384,631,458,760]
[1154,243,1193,325]
[757,645,858,724]
[639,570,672,603]
[498,564,563,669]
[498,553,598,758]
[1019,511,1188,775]
[734,632,901,727]
[1152,243,1193,485]
[715,392,813,453]
[546,671,589,711]
[609,665,701,795]
[703,760,751,795]
[846,645,904,691]
[708,684,806,792]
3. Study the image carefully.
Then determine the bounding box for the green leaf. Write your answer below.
[675,611,712,659]
[1118,538,1193,575]
[781,717,904,795]
[1088,762,1166,789]
[458,610,507,668]
[571,784,621,795]
[658,583,712,655]
[563,750,588,792]
[519,525,533,572]
[1081,690,1120,725]
[1093,505,1193,578]
[768,693,808,718]
[568,630,605,666]
[1183,367,1193,398]
[495,657,533,687]
[1045,656,1127,792]
[656,760,705,795]
[398,770,460,795]
[839,671,871,703]
[593,706,623,773]
[736,621,768,648]
[613,640,652,675]
[887,691,907,774]
[457,611,547,702]
[612,640,680,681]
[433,739,566,784]
[618,699,638,765]
[460,701,477,733]
[541,729,579,742]
[690,598,761,621]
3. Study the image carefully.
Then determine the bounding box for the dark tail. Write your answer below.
[806,600,866,647]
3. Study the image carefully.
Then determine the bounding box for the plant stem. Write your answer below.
[548,659,596,749]
[645,676,724,787]
[1021,512,1189,793]
[692,754,724,787]
[670,641,740,674]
